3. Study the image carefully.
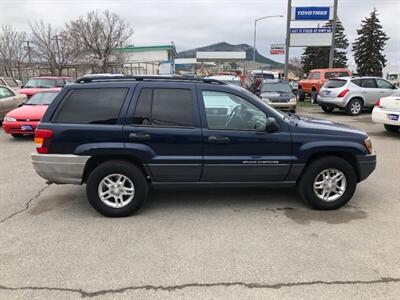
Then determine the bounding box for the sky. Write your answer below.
[1,0,399,72]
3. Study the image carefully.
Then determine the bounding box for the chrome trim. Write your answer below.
[31,153,90,184]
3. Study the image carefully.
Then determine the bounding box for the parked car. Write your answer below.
[245,70,277,94]
[16,76,71,99]
[0,76,21,89]
[259,79,297,113]
[318,77,397,116]
[206,75,243,87]
[298,68,352,103]
[31,75,376,217]
[288,80,298,94]
[387,72,399,87]
[371,91,400,132]
[0,85,27,121]
[2,88,61,137]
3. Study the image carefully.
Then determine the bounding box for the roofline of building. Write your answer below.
[114,45,177,56]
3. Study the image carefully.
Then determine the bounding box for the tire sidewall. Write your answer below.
[299,157,357,210]
[347,99,363,116]
[86,161,148,217]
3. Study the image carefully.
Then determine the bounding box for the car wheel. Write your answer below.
[321,105,335,113]
[297,89,305,102]
[384,124,399,132]
[297,156,357,210]
[86,160,148,217]
[311,91,318,104]
[346,98,363,116]
[11,134,23,138]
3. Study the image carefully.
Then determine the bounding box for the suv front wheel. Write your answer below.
[86,160,148,217]
[298,156,357,210]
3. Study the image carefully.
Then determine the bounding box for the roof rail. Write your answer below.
[75,75,227,85]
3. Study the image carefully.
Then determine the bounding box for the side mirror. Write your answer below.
[265,117,280,133]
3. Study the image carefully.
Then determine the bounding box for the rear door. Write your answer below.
[360,78,380,106]
[197,85,292,182]
[123,82,203,182]
[376,78,397,99]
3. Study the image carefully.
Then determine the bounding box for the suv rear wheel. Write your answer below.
[346,98,363,116]
[86,160,148,217]
[298,156,357,210]
[311,90,318,104]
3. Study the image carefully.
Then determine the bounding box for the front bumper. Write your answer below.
[357,153,376,182]
[317,95,347,108]
[267,102,297,110]
[31,153,90,184]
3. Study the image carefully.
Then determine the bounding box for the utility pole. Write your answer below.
[253,15,284,62]
[52,35,62,75]
[328,0,338,68]
[284,0,292,80]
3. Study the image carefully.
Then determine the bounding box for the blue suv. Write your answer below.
[31,76,376,217]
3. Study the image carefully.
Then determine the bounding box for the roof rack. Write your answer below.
[75,75,227,85]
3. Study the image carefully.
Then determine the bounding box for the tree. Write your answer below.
[352,9,389,77]
[288,57,304,79]
[66,10,133,73]
[30,21,74,75]
[301,18,349,73]
[0,25,27,78]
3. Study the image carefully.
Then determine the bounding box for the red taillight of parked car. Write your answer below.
[375,99,381,107]
[337,89,350,98]
[34,129,53,154]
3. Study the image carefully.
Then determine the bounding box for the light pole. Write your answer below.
[253,15,284,62]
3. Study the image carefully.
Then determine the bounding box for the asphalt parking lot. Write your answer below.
[0,105,399,299]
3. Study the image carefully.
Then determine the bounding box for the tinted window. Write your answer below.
[376,79,394,89]
[309,72,320,79]
[325,71,350,79]
[361,79,377,88]
[202,90,267,131]
[133,88,194,127]
[324,79,347,88]
[351,79,362,87]
[54,88,127,124]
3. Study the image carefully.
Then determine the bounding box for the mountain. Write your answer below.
[177,42,283,68]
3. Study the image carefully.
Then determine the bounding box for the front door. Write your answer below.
[123,82,203,182]
[198,87,292,182]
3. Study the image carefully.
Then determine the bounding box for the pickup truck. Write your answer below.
[298,68,352,103]
[31,75,376,217]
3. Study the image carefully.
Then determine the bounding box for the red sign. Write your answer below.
[270,48,285,55]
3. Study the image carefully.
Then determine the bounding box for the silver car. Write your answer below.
[318,77,398,115]
[0,85,27,121]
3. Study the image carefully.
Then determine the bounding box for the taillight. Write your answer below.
[34,129,53,154]
[337,89,350,97]
[375,99,381,107]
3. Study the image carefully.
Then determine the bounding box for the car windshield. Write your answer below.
[261,82,292,93]
[26,92,59,105]
[4,78,18,87]
[324,79,347,88]
[24,79,55,88]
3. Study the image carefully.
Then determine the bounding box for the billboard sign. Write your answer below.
[290,27,333,47]
[270,44,285,55]
[292,7,332,21]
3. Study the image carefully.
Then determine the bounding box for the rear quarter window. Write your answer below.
[53,88,128,124]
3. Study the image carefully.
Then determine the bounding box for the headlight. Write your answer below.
[290,97,297,102]
[4,116,16,122]
[364,137,373,154]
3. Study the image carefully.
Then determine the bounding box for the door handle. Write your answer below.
[208,136,230,143]
[129,132,151,141]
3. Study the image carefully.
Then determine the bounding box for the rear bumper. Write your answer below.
[372,107,400,126]
[317,95,347,108]
[2,121,39,135]
[31,153,90,184]
[357,154,376,182]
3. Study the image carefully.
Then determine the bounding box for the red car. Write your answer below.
[16,76,72,99]
[2,89,61,137]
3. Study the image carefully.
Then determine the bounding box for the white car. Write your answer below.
[372,91,400,132]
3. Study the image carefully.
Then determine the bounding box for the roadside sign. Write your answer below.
[270,44,285,55]
[292,6,332,21]
[290,27,333,47]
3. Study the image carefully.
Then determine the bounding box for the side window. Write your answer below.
[351,79,362,87]
[0,87,13,99]
[376,79,394,89]
[361,79,378,88]
[133,88,194,127]
[53,88,128,124]
[309,72,320,80]
[202,90,267,131]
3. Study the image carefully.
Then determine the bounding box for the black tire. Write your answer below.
[297,156,357,210]
[311,91,318,104]
[86,160,148,217]
[298,89,305,102]
[346,98,363,116]
[11,133,23,138]
[384,124,399,132]
[321,105,335,113]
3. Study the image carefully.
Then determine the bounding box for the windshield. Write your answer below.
[5,78,18,87]
[261,82,292,93]
[222,80,241,87]
[26,92,59,105]
[24,79,56,88]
